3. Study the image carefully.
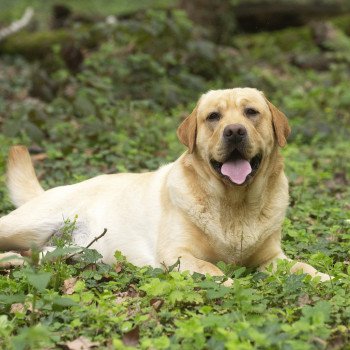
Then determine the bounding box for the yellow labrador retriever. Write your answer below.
[0,88,330,282]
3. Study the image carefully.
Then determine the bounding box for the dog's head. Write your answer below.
[177,88,291,186]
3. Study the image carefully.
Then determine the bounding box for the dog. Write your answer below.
[0,88,331,283]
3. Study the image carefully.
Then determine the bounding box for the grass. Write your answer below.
[0,2,350,349]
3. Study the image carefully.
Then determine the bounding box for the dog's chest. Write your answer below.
[188,199,275,264]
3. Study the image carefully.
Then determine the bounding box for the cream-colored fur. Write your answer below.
[0,88,331,283]
[7,145,44,207]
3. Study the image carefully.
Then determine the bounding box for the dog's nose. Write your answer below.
[223,124,247,143]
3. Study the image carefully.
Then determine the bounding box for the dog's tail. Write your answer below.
[6,145,45,207]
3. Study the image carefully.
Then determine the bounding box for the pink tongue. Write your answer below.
[221,159,252,185]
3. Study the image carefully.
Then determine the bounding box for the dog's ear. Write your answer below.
[177,106,197,153]
[266,99,291,147]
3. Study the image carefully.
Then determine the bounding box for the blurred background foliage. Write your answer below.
[0,1,350,349]
[0,1,349,169]
[0,0,349,207]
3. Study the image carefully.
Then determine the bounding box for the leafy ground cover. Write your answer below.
[0,2,350,349]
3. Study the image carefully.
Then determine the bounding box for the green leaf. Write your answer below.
[80,248,103,264]
[0,294,26,305]
[43,246,80,260]
[301,300,332,325]
[52,296,78,307]
[168,290,184,303]
[26,271,51,292]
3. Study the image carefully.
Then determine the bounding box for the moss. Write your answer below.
[0,30,71,58]
[0,26,102,59]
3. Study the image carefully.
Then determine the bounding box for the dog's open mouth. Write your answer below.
[210,150,262,185]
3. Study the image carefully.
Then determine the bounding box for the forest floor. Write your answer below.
[0,2,349,349]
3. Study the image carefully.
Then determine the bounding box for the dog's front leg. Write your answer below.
[162,252,233,286]
[259,252,332,282]
[158,212,233,286]
[252,232,332,281]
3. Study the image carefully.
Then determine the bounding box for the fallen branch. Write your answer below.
[0,25,103,59]
[0,7,34,42]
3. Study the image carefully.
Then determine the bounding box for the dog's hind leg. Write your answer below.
[0,187,74,252]
[0,251,25,267]
[0,209,59,252]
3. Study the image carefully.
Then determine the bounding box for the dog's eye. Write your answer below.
[207,112,221,122]
[244,108,259,118]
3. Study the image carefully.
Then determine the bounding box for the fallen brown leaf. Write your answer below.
[150,298,163,311]
[65,336,99,350]
[115,291,129,304]
[122,326,140,347]
[297,293,311,307]
[127,284,138,297]
[114,263,123,273]
[10,303,25,313]
[63,277,77,295]
[12,302,35,313]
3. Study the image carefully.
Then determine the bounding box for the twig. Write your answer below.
[85,228,108,249]
[161,257,181,273]
[160,261,168,273]
[65,228,108,261]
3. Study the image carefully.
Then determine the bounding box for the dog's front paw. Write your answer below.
[222,277,233,287]
[314,272,333,282]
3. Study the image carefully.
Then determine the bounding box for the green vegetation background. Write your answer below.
[0,1,349,349]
